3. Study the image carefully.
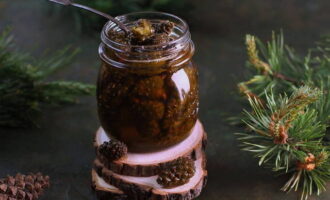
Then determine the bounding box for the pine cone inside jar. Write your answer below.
[98,140,128,161]
[157,157,195,188]
[153,20,175,35]
[0,172,50,200]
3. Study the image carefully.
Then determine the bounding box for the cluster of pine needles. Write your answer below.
[0,29,95,128]
[235,32,330,199]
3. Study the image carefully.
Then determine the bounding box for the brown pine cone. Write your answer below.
[0,172,50,200]
[98,140,128,161]
[130,98,165,120]
[132,76,166,100]
[157,157,195,188]
[153,20,174,34]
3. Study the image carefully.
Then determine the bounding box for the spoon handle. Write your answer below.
[71,3,130,34]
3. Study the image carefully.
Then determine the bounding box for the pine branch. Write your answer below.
[237,87,329,199]
[234,32,330,199]
[0,30,96,127]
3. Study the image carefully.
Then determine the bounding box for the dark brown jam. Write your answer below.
[97,13,198,152]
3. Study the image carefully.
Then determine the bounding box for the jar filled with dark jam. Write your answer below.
[97,12,198,152]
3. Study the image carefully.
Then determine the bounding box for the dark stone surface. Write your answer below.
[0,0,329,199]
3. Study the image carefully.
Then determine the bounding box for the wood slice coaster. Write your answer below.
[92,154,207,200]
[91,170,128,200]
[94,120,207,177]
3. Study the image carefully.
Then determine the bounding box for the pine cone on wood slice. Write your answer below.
[157,157,196,188]
[98,140,128,162]
[92,155,207,200]
[94,120,207,177]
[0,172,50,200]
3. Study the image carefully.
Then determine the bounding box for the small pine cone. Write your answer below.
[98,140,128,161]
[153,21,174,34]
[157,157,195,188]
[0,172,50,200]
[160,21,174,34]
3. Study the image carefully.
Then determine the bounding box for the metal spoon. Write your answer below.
[49,0,130,35]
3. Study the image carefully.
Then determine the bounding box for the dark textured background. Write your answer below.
[0,0,329,199]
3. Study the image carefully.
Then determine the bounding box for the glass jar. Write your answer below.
[97,12,198,152]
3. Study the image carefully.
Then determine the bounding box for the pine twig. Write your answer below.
[272,72,301,85]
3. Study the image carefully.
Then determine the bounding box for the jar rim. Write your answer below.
[101,11,190,50]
